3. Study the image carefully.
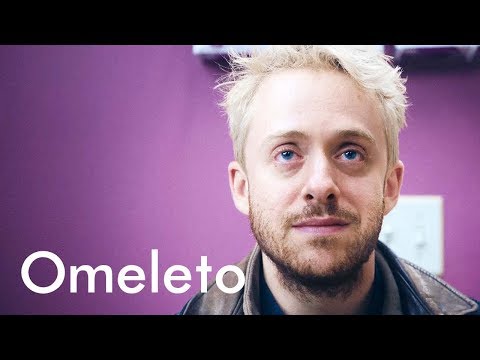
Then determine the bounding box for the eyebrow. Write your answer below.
[263,130,309,146]
[335,129,375,145]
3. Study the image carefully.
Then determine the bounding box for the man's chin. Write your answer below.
[288,230,355,249]
[285,252,353,279]
[288,236,352,257]
[282,254,367,288]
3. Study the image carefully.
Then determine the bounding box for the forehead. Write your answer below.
[247,68,384,147]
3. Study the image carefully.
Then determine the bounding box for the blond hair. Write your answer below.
[216,45,408,170]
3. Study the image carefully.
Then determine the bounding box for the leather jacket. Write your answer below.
[178,241,479,315]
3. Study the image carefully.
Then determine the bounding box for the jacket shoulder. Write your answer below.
[399,258,479,315]
[177,254,251,315]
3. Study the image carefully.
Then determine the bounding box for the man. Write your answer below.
[179,45,479,315]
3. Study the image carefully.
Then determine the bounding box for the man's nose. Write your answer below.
[301,157,340,204]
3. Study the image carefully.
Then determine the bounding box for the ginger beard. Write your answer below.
[249,193,385,299]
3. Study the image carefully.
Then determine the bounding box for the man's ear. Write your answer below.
[228,161,249,216]
[383,160,404,216]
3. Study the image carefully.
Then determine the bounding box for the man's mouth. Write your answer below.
[292,217,350,235]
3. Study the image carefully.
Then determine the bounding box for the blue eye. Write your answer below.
[280,151,294,161]
[343,150,358,160]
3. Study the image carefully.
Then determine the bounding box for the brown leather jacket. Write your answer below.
[179,242,479,315]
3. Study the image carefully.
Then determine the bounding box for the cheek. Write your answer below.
[250,170,300,209]
[340,176,384,207]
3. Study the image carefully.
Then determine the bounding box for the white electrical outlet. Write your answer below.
[379,195,444,275]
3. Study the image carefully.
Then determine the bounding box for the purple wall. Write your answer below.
[400,65,480,298]
[1,46,479,314]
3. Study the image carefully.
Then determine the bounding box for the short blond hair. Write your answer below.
[216,45,408,170]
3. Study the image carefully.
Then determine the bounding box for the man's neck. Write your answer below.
[261,252,376,315]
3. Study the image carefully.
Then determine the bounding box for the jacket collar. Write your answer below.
[377,241,479,315]
[243,244,262,315]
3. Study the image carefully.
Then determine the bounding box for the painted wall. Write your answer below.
[399,62,480,298]
[1,45,479,314]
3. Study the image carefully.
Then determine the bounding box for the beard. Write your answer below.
[249,195,384,300]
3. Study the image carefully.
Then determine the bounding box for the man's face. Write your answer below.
[233,69,401,287]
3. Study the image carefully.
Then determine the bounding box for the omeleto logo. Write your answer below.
[21,250,245,295]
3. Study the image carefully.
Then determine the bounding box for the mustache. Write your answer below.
[284,203,360,227]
